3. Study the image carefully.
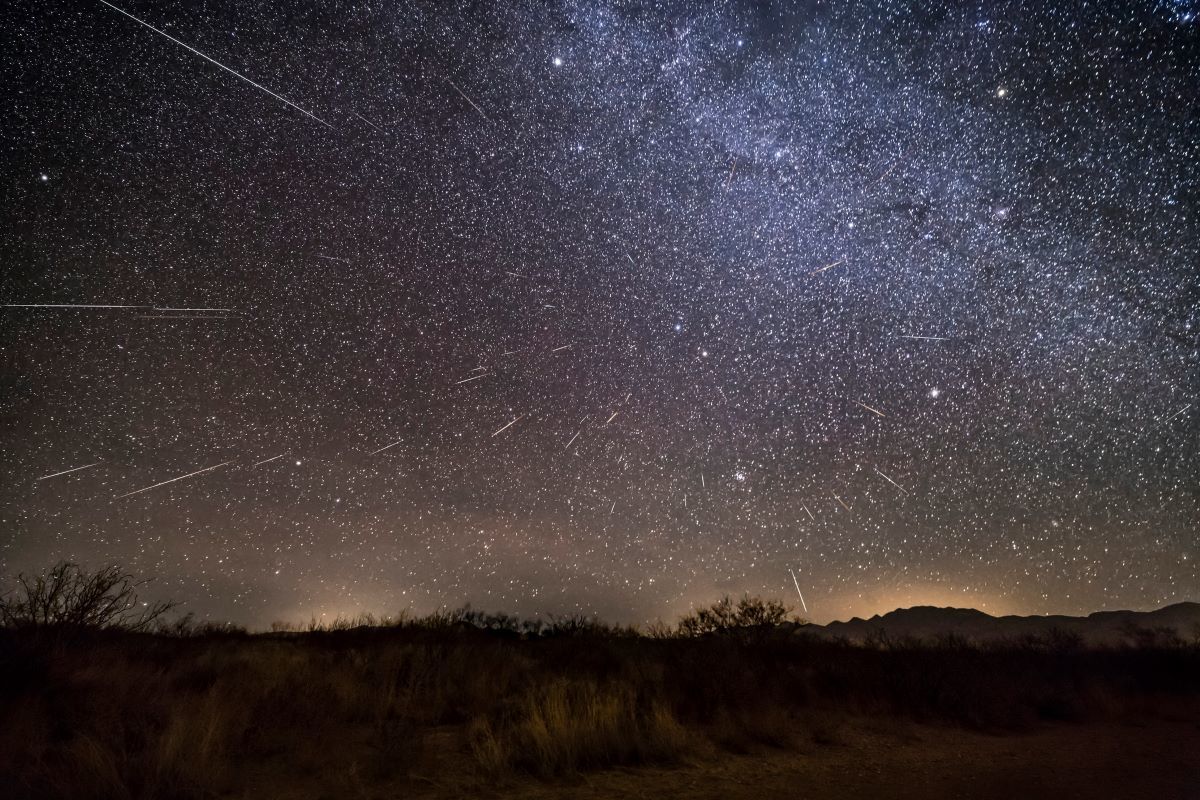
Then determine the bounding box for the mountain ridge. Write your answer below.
[807,601,1200,644]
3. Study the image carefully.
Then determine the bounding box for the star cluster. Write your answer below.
[1,0,1196,625]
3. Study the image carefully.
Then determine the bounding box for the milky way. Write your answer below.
[1,0,1197,625]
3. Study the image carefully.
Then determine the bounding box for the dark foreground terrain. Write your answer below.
[2,603,1198,800]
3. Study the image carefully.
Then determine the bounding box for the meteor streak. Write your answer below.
[98,0,333,128]
[114,460,233,499]
[353,111,383,132]
[869,144,915,187]
[5,303,141,309]
[896,334,948,341]
[453,372,490,385]
[36,462,103,481]
[563,429,582,451]
[874,467,908,494]
[1160,404,1192,426]
[251,454,285,467]
[491,416,521,437]
[853,400,887,418]
[445,78,490,122]
[789,569,809,614]
[369,440,403,455]
[808,258,846,275]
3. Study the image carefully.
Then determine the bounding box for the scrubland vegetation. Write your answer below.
[1,564,1198,799]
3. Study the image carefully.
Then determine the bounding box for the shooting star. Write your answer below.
[36,462,103,481]
[445,77,490,122]
[152,307,235,313]
[453,372,490,385]
[551,344,573,353]
[1160,404,1192,426]
[316,254,351,263]
[98,0,333,129]
[563,429,582,451]
[874,467,908,494]
[5,303,144,309]
[808,258,846,275]
[832,493,852,512]
[353,111,383,132]
[896,334,949,341]
[604,411,618,425]
[369,440,403,455]
[114,460,233,499]
[624,253,636,267]
[251,454,286,467]
[789,569,809,614]
[868,144,915,188]
[701,472,706,490]
[802,504,815,521]
[491,416,521,437]
[853,400,887,418]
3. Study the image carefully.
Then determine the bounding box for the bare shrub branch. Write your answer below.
[0,562,177,632]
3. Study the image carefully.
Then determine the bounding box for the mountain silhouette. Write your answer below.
[807,602,1200,644]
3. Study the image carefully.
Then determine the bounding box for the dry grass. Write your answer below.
[1,608,1198,799]
[470,678,692,777]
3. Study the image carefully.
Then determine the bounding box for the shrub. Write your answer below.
[676,594,794,637]
[0,562,176,632]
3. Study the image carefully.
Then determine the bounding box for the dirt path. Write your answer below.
[237,717,1200,799]
[481,719,1200,800]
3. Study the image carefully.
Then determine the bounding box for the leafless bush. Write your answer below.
[676,594,795,637]
[0,561,176,632]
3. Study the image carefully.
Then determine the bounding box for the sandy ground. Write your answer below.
[451,719,1200,800]
[240,717,1200,800]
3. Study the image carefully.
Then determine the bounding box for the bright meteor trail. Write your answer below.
[36,462,103,481]
[97,0,333,129]
[114,461,234,500]
[789,569,809,614]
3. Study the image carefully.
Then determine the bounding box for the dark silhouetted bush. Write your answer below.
[0,562,175,633]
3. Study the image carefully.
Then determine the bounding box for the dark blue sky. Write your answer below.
[1,0,1196,625]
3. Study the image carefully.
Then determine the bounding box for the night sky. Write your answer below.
[2,0,1197,627]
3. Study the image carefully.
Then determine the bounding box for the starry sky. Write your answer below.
[1,0,1197,626]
